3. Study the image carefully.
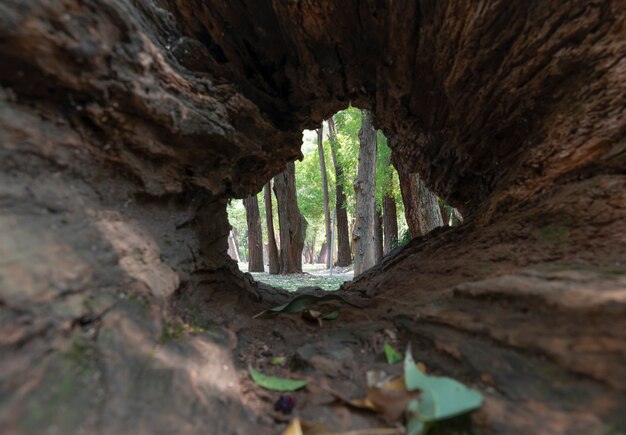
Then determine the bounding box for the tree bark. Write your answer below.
[227,229,240,262]
[353,109,377,276]
[263,182,281,274]
[383,194,398,254]
[327,117,352,267]
[393,147,444,238]
[374,207,383,262]
[316,126,332,268]
[451,208,463,226]
[439,203,451,226]
[243,194,264,272]
[273,162,306,273]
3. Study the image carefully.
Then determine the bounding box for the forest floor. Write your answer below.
[238,262,354,291]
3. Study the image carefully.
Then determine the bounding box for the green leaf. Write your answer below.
[322,310,340,320]
[253,293,361,318]
[269,356,287,366]
[384,342,403,365]
[248,366,308,392]
[404,347,483,421]
[406,413,427,435]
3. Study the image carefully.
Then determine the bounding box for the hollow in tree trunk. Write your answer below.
[327,117,352,267]
[243,194,264,272]
[263,182,280,274]
[383,194,398,254]
[273,162,307,273]
[353,109,377,276]
[316,126,332,268]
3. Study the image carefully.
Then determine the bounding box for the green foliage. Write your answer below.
[404,347,483,434]
[384,342,403,364]
[253,292,359,318]
[391,228,411,250]
[160,319,186,342]
[248,366,308,391]
[226,106,410,265]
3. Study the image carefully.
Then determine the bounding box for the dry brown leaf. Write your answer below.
[282,418,332,435]
[301,309,323,326]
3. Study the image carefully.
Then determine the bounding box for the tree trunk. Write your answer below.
[232,227,242,261]
[393,147,444,238]
[263,182,280,274]
[317,242,328,264]
[243,195,264,272]
[353,109,377,276]
[374,207,383,262]
[227,229,240,262]
[327,117,352,267]
[317,126,332,268]
[439,203,451,226]
[273,162,306,274]
[451,208,463,226]
[310,232,316,264]
[383,194,398,254]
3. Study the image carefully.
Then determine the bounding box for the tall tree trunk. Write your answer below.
[393,145,444,238]
[310,232,316,264]
[273,162,306,273]
[232,227,242,261]
[439,203,451,226]
[383,194,398,254]
[317,242,328,264]
[374,207,384,262]
[243,194,264,272]
[263,182,280,274]
[353,109,377,276]
[316,126,332,268]
[451,208,463,226]
[327,117,352,267]
[227,229,240,262]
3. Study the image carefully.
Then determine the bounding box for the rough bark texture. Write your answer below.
[227,229,240,262]
[353,110,378,276]
[383,194,398,254]
[317,126,332,268]
[395,152,444,238]
[243,195,264,272]
[263,182,280,274]
[273,163,306,274]
[1,1,625,434]
[374,208,384,262]
[327,117,352,267]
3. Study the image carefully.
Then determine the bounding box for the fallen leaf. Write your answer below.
[253,294,361,318]
[404,346,483,421]
[301,309,323,326]
[283,418,304,435]
[282,418,331,435]
[270,356,287,366]
[384,342,402,364]
[322,310,340,320]
[350,374,419,421]
[248,366,307,392]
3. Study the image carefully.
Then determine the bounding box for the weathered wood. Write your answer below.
[382,194,398,254]
[273,162,306,274]
[243,194,264,272]
[263,182,281,274]
[353,110,378,276]
[327,117,352,267]
[317,126,332,268]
